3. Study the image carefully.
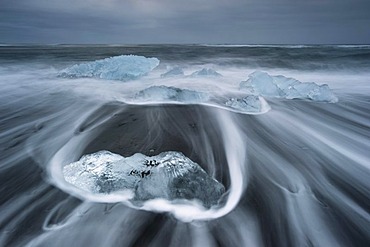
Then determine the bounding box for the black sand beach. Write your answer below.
[1,45,369,246]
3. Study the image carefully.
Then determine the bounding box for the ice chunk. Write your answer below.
[240,71,338,102]
[161,67,184,78]
[135,152,225,208]
[135,85,209,103]
[225,95,264,113]
[62,151,147,193]
[63,151,225,208]
[286,82,337,102]
[190,68,222,77]
[240,71,282,97]
[59,55,160,81]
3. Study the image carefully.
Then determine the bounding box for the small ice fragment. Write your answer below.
[59,55,160,81]
[190,68,222,77]
[225,95,263,113]
[161,67,184,78]
[134,85,209,103]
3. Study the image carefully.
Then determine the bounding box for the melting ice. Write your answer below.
[190,68,222,77]
[160,67,222,78]
[59,55,160,81]
[133,85,269,114]
[225,96,265,113]
[240,71,338,102]
[56,56,338,116]
[63,151,225,208]
[160,67,185,78]
[134,85,209,103]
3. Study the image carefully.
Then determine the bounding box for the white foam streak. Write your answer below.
[214,109,247,210]
[278,111,370,170]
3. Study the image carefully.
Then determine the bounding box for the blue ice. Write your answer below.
[59,55,160,81]
[240,71,338,102]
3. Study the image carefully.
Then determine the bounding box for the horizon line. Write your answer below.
[1,43,370,47]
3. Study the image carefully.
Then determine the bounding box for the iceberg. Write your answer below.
[225,95,264,113]
[59,55,160,81]
[134,85,209,103]
[240,71,338,102]
[63,151,225,208]
[190,68,222,77]
[161,67,184,78]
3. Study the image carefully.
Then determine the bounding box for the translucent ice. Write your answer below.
[135,85,209,103]
[63,151,225,208]
[240,71,338,102]
[59,55,160,81]
[190,68,222,77]
[225,95,264,113]
[240,71,281,97]
[63,151,140,194]
[160,67,184,78]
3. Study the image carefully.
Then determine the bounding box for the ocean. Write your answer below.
[0,45,369,247]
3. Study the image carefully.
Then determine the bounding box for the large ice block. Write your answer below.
[63,151,225,208]
[240,71,338,102]
[59,55,160,81]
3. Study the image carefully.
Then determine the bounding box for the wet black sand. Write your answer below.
[1,92,370,247]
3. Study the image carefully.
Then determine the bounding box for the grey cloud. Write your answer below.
[0,0,369,44]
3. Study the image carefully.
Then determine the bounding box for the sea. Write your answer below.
[0,45,369,247]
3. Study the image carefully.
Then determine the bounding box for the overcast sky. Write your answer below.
[1,0,369,44]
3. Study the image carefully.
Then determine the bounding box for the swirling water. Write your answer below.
[0,45,369,247]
